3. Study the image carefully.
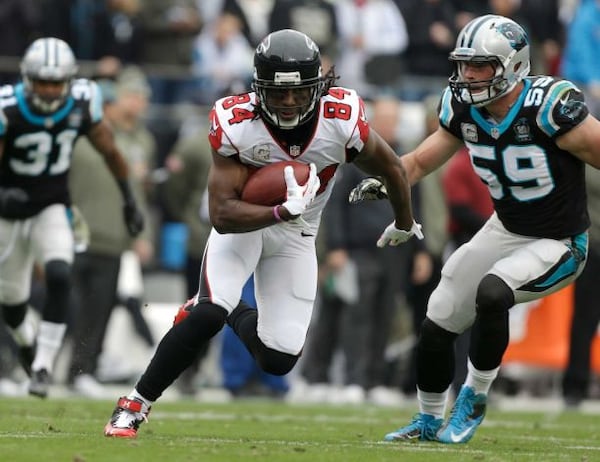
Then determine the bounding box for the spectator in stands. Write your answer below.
[268,0,339,62]
[93,0,144,65]
[334,0,408,97]
[396,0,457,99]
[488,0,562,76]
[138,0,202,105]
[160,120,213,395]
[197,0,226,25]
[401,95,448,396]
[192,12,254,105]
[40,0,100,59]
[68,67,156,398]
[39,0,143,67]
[222,0,275,47]
[561,8,600,403]
[562,164,600,408]
[0,0,41,83]
[561,0,600,117]
[449,0,489,30]
[300,97,408,405]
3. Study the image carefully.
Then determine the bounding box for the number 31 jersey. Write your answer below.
[0,79,102,219]
[439,75,590,239]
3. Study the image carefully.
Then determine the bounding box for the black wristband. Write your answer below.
[117,179,135,205]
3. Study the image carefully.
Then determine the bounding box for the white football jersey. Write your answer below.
[208,87,370,225]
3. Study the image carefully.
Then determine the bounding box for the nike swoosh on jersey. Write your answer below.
[450,426,473,442]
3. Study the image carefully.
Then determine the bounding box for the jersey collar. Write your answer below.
[470,79,531,139]
[15,83,75,127]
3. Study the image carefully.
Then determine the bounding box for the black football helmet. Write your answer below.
[252,29,324,129]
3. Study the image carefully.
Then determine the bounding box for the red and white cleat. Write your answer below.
[104,396,151,438]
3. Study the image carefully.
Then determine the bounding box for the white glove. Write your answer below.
[281,163,320,217]
[377,220,424,247]
[348,177,388,204]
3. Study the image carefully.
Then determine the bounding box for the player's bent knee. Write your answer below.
[254,347,299,375]
[45,260,71,290]
[419,317,458,351]
[175,303,228,350]
[258,323,306,356]
[1,302,28,329]
[476,274,514,315]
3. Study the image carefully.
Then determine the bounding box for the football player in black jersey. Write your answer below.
[351,15,600,444]
[0,37,144,398]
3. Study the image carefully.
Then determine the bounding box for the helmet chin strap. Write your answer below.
[24,76,71,113]
[274,112,301,129]
[31,95,63,113]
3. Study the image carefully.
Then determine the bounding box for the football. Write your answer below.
[241,161,310,206]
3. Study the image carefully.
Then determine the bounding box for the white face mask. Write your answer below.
[24,77,71,113]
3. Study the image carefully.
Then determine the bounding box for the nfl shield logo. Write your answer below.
[289,145,301,157]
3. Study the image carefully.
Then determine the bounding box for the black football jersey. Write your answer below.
[439,75,590,239]
[0,79,102,219]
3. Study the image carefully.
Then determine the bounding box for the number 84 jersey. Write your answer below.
[208,87,369,227]
[0,79,102,219]
[440,75,590,239]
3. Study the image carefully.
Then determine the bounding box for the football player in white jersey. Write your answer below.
[0,38,144,398]
[351,15,600,444]
[104,29,422,438]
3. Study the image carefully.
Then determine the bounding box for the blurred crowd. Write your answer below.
[1,0,599,407]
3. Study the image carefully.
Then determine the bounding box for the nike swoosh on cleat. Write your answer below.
[300,231,314,237]
[449,427,472,442]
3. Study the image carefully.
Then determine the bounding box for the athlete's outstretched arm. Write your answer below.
[352,128,415,232]
[87,120,129,180]
[86,120,144,236]
[400,127,463,185]
[557,114,600,169]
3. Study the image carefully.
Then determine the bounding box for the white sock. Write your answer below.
[31,321,67,373]
[464,360,500,395]
[417,387,450,419]
[10,310,36,346]
[129,388,153,412]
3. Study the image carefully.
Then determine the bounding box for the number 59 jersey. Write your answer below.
[0,79,103,219]
[208,87,370,229]
[439,76,590,239]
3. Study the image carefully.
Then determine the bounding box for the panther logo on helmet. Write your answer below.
[496,23,528,52]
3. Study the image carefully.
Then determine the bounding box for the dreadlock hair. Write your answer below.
[321,65,339,95]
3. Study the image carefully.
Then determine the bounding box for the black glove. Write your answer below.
[117,179,144,237]
[0,187,29,216]
[348,177,388,204]
[123,201,145,237]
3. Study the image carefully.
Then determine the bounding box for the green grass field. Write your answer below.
[1,397,599,462]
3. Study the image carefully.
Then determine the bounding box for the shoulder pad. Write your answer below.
[536,79,588,137]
